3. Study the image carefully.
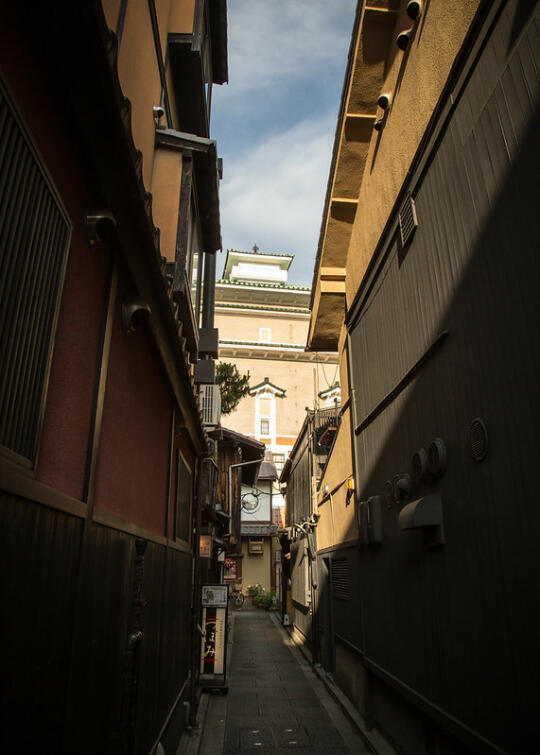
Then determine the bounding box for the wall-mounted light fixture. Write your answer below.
[397,29,412,51]
[122,298,151,334]
[84,209,116,245]
[406,1,422,20]
[152,104,165,122]
[378,92,392,110]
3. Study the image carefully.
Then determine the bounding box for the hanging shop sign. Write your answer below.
[223,557,238,582]
[199,534,213,559]
[200,584,229,690]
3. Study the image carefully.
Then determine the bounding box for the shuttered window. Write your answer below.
[0,82,71,466]
[331,557,351,601]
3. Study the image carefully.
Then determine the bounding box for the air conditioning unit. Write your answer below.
[199,384,221,427]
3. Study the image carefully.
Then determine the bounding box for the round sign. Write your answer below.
[242,491,260,513]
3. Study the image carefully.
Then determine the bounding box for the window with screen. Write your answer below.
[0,81,72,467]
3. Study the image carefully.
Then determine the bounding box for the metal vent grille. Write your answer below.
[0,85,71,464]
[470,418,488,461]
[398,194,418,248]
[331,557,351,601]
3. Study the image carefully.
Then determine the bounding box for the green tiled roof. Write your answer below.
[216,278,310,291]
[220,339,306,350]
[215,302,309,314]
[227,248,294,259]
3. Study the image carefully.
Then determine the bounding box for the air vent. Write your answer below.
[199,384,221,426]
[331,558,351,601]
[470,418,488,461]
[398,194,418,248]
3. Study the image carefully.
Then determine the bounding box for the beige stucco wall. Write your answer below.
[117,0,168,190]
[215,310,310,346]
[241,538,272,593]
[151,148,183,262]
[316,408,357,551]
[219,355,333,446]
[346,0,481,303]
[168,0,195,33]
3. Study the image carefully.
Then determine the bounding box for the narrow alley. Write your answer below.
[195,611,370,755]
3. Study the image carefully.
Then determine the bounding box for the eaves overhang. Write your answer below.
[308,1,399,348]
[42,0,207,454]
[249,377,286,397]
[222,249,294,279]
[221,426,265,486]
[155,128,222,253]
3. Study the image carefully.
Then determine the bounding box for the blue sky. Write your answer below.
[211,0,357,285]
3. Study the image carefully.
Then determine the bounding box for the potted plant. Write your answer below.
[246,583,263,607]
[262,590,275,611]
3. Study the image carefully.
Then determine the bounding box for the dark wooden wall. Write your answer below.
[1,493,193,755]
[336,2,540,753]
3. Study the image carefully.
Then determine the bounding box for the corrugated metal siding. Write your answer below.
[0,84,71,463]
[347,3,540,751]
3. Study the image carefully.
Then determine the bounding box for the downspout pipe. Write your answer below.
[202,252,216,329]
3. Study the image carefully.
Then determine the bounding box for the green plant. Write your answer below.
[216,362,250,415]
[261,590,275,610]
[247,583,263,597]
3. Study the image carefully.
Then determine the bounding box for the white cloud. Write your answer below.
[218,114,336,284]
[212,1,357,284]
[224,0,356,98]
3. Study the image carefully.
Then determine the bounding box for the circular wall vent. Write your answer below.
[470,418,488,461]
[428,438,447,476]
[411,448,428,483]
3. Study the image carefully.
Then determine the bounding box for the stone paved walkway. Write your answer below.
[198,611,369,754]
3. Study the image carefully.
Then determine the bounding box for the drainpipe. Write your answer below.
[201,252,216,329]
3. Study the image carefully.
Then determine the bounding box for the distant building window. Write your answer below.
[248,538,264,555]
[0,82,72,466]
[259,327,271,343]
[260,419,270,436]
[273,453,285,472]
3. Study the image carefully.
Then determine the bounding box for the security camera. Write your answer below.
[406,1,422,20]
[122,298,151,334]
[152,104,165,120]
[378,92,392,110]
[373,118,384,132]
[397,29,412,51]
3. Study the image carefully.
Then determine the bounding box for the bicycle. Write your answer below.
[228,584,244,609]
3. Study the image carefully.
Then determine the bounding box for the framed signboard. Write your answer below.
[200,584,229,691]
[201,584,228,608]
